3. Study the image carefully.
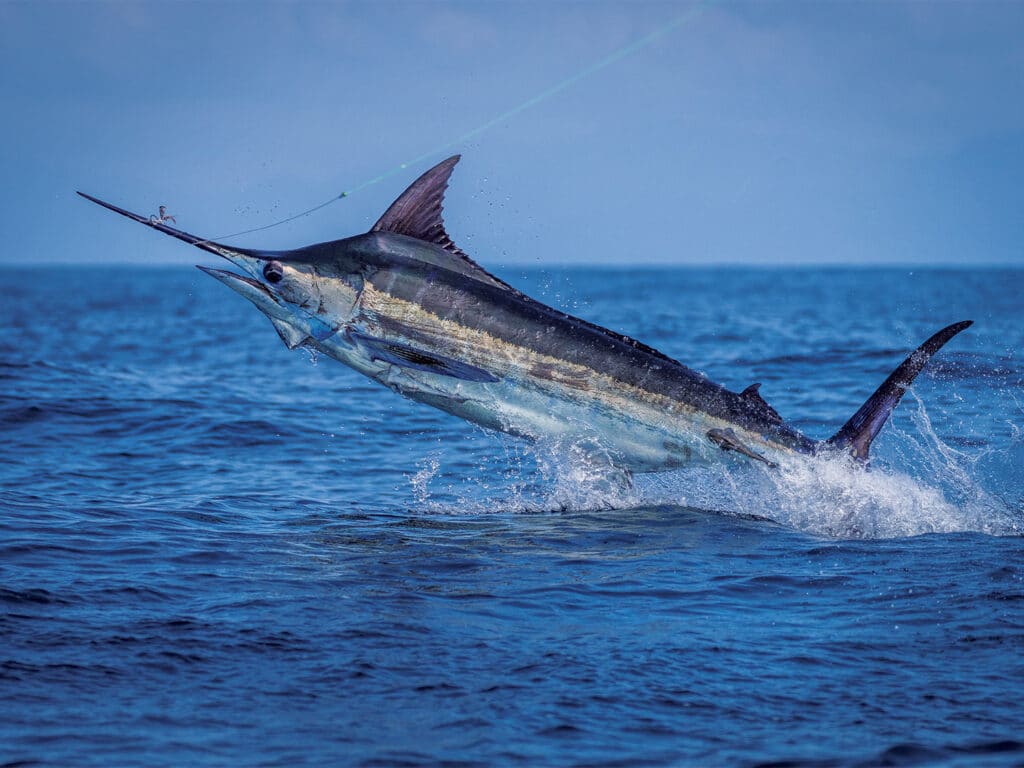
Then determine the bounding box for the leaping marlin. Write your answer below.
[79,156,971,476]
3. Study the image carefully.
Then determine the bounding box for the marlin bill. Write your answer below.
[79,157,971,475]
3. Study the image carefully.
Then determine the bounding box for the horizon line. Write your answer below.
[17,259,1024,270]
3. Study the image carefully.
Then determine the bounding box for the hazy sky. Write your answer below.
[2,1,1022,266]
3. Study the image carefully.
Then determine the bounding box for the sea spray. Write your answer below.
[405,425,1021,539]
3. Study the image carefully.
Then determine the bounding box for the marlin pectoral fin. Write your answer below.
[707,428,778,468]
[349,331,499,383]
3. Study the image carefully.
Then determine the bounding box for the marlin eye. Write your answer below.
[263,261,284,283]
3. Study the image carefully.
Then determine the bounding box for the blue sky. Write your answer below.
[2,1,1022,266]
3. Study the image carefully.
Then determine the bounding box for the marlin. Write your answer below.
[79,156,971,479]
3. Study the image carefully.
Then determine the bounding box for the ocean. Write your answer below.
[2,265,1022,766]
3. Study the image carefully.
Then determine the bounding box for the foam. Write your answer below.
[406,400,1022,539]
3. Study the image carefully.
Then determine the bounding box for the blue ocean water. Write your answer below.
[2,265,1023,766]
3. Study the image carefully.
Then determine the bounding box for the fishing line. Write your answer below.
[208,2,707,243]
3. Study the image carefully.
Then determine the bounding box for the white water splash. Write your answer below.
[527,439,636,511]
[632,448,1019,538]
[408,454,441,506]
[406,409,1022,538]
[749,454,987,539]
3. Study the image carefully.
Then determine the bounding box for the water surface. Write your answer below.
[2,266,1022,766]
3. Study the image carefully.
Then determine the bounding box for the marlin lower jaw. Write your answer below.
[197,265,279,311]
[197,265,309,349]
[196,265,343,350]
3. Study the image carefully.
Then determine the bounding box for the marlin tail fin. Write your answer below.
[826,320,972,462]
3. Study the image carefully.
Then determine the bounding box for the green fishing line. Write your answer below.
[214,2,706,242]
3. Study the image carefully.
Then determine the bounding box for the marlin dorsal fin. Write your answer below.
[372,155,462,246]
[371,156,514,291]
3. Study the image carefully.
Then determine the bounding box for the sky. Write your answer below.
[1,0,1022,267]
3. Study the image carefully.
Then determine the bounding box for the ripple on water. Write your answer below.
[2,266,1023,766]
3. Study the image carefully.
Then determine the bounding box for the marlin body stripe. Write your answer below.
[79,157,971,474]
